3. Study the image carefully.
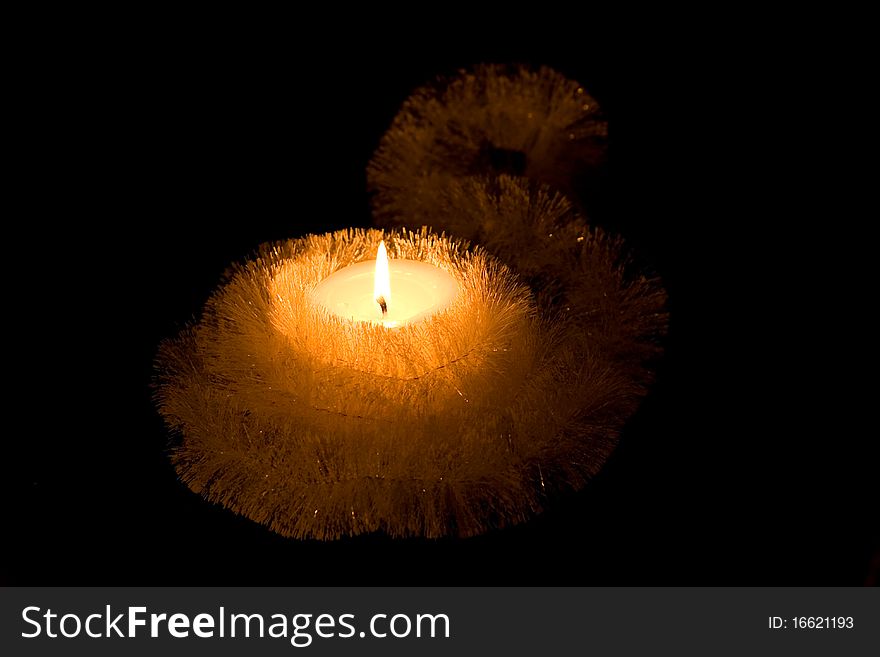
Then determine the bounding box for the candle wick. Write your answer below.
[376,296,388,316]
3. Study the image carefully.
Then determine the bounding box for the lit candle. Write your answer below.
[311,241,459,327]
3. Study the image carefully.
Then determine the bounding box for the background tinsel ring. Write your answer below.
[367,63,607,227]
[157,228,643,540]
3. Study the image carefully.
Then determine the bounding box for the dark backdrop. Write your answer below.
[8,35,876,586]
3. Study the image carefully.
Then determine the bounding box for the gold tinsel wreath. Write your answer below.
[156,228,655,539]
[367,64,607,227]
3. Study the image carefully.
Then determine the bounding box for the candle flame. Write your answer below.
[374,241,391,314]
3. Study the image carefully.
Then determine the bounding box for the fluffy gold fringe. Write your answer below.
[156,227,659,539]
[367,64,607,226]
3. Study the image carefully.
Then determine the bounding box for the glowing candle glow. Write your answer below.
[311,241,459,327]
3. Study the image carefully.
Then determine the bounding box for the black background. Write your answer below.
[8,31,877,586]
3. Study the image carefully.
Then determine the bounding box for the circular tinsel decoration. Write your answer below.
[367,64,607,226]
[156,227,660,539]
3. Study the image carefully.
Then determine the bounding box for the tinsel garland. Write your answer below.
[367,64,607,226]
[156,228,658,539]
[367,61,663,386]
[157,62,666,540]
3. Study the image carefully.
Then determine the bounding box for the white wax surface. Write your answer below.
[311,259,459,328]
